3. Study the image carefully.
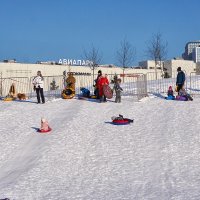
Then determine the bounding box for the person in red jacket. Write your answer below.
[97,74,109,102]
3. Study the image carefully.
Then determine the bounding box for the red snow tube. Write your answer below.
[112,118,130,125]
[38,127,52,133]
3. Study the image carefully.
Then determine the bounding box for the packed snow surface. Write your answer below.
[0,95,200,200]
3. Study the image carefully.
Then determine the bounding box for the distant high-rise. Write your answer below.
[192,47,200,63]
[182,41,200,60]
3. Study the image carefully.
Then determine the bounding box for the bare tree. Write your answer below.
[116,38,136,81]
[82,44,103,82]
[145,32,168,79]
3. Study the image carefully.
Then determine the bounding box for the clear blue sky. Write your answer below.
[0,0,200,66]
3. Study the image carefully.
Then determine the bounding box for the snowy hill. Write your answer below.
[0,96,200,200]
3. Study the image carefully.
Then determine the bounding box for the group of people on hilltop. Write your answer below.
[32,67,192,104]
[166,67,193,101]
[32,69,123,104]
[93,70,123,103]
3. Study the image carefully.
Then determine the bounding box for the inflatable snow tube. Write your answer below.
[112,118,131,125]
[38,127,52,133]
[176,95,188,101]
[165,95,175,100]
[3,97,14,102]
[62,88,75,99]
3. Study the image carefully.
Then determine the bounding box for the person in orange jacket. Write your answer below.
[97,74,109,102]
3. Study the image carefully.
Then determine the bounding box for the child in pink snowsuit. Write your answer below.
[41,118,50,131]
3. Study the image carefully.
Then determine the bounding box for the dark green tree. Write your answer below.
[50,78,59,90]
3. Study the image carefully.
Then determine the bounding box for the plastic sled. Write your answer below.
[37,127,52,133]
[90,95,97,99]
[165,95,175,100]
[176,95,188,101]
[62,88,75,99]
[112,119,130,125]
[103,85,113,99]
[78,95,99,102]
[112,118,134,125]
[3,97,14,101]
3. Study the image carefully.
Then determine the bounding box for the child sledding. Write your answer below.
[176,87,193,101]
[111,114,134,125]
[38,118,52,133]
[165,86,175,100]
[165,85,193,101]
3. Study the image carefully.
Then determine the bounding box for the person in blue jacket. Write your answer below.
[80,87,90,97]
[176,67,185,92]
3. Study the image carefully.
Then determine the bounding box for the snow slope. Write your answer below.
[0,96,200,200]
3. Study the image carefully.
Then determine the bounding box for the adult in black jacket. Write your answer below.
[94,70,102,99]
[176,67,185,92]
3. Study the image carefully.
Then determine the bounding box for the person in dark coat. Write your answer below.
[176,67,185,92]
[94,70,102,99]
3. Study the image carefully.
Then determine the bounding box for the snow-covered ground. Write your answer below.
[0,95,200,200]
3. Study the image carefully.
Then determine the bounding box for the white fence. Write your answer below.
[0,73,148,101]
[1,72,200,100]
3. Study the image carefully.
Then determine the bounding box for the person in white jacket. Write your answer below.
[33,71,45,104]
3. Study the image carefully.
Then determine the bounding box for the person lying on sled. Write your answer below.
[177,87,193,101]
[80,87,90,98]
[111,114,134,123]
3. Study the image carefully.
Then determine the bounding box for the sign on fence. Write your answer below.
[120,73,140,78]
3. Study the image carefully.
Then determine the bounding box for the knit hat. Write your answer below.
[177,67,181,71]
[41,118,46,123]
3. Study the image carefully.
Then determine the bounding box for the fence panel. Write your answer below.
[0,73,148,100]
[189,72,200,96]
[73,74,94,95]
[0,77,30,97]
[5,71,199,100]
[146,71,188,94]
[137,74,148,100]
[30,75,65,98]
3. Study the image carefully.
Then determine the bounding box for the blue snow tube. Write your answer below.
[165,95,175,100]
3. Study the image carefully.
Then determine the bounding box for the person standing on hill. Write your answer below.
[176,67,185,92]
[94,70,102,99]
[33,71,45,104]
[113,78,123,103]
[97,74,109,102]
